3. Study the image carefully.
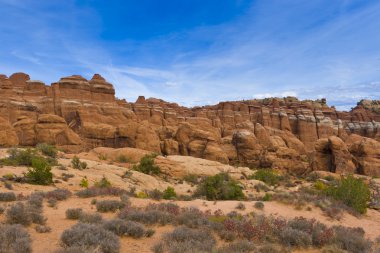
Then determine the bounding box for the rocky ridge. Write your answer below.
[0,72,379,176]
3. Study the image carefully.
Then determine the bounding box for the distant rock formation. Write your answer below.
[0,72,379,176]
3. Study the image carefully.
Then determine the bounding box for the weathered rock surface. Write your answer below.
[0,72,379,176]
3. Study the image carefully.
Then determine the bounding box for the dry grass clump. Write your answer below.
[0,192,16,202]
[78,212,103,224]
[76,186,127,198]
[35,225,52,233]
[0,224,32,253]
[96,200,125,213]
[65,208,83,220]
[59,223,119,253]
[216,240,256,253]
[46,188,72,201]
[153,226,216,253]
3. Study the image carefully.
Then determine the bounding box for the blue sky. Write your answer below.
[1,0,380,110]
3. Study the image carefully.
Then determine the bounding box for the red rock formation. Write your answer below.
[0,72,379,176]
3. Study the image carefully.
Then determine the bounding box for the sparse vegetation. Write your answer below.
[71,156,87,170]
[94,176,112,188]
[249,169,282,186]
[96,200,125,213]
[325,175,370,214]
[79,177,89,188]
[25,156,53,185]
[36,143,57,158]
[0,192,16,202]
[132,154,160,175]
[115,154,129,163]
[0,224,32,253]
[236,202,246,210]
[78,212,103,224]
[162,186,177,200]
[148,189,163,200]
[60,223,120,253]
[76,186,127,198]
[6,202,32,226]
[254,201,264,210]
[65,208,83,220]
[194,173,245,200]
[35,225,52,233]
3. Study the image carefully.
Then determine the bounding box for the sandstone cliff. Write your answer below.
[0,72,379,176]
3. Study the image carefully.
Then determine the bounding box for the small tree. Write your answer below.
[25,157,53,185]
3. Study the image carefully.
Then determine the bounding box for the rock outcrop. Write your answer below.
[0,72,379,176]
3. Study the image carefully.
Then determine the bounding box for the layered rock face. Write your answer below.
[0,72,379,176]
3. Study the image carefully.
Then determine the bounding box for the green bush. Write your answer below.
[116,155,129,163]
[36,143,57,158]
[195,173,245,200]
[162,187,177,200]
[132,154,160,175]
[1,148,37,166]
[249,169,281,186]
[94,176,112,188]
[71,156,87,170]
[324,175,370,214]
[24,157,53,185]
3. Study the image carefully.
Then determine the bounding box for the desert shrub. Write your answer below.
[132,154,160,175]
[258,245,282,253]
[102,218,129,236]
[254,201,264,210]
[96,200,125,213]
[279,227,312,247]
[35,225,52,233]
[78,212,103,224]
[4,181,13,190]
[47,198,57,207]
[236,202,246,210]
[314,181,328,191]
[98,154,108,161]
[325,175,370,214]
[46,188,72,201]
[76,186,127,198]
[218,229,237,242]
[333,226,372,253]
[71,156,87,170]
[6,202,32,226]
[25,156,53,185]
[123,221,146,238]
[136,191,148,199]
[163,186,177,200]
[176,207,210,228]
[36,143,57,158]
[183,174,199,184]
[94,176,112,188]
[25,198,46,225]
[262,193,272,201]
[116,155,129,163]
[0,224,32,253]
[61,173,74,182]
[55,246,99,253]
[0,192,16,202]
[2,148,36,166]
[148,189,163,200]
[249,169,281,186]
[66,208,83,220]
[0,205,5,214]
[195,173,245,200]
[158,226,216,253]
[60,223,119,253]
[79,177,89,188]
[217,240,255,253]
[121,209,173,225]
